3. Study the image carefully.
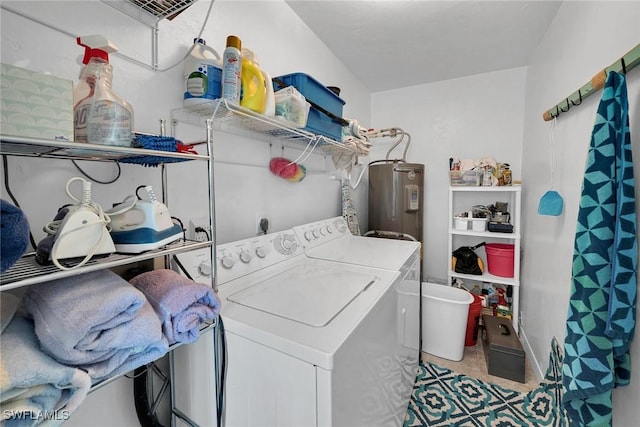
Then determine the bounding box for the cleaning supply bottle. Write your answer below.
[239,48,266,114]
[221,35,242,103]
[74,35,134,146]
[183,38,222,109]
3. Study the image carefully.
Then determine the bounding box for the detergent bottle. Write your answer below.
[239,48,266,114]
[241,48,275,116]
[74,35,134,146]
[183,38,222,109]
[221,35,242,103]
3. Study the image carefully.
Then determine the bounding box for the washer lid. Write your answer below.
[227,263,378,327]
[305,236,420,270]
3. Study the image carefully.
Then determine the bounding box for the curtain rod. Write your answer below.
[542,42,640,121]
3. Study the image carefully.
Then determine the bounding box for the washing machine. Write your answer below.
[205,227,412,427]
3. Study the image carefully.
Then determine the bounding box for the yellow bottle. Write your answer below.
[240,49,266,113]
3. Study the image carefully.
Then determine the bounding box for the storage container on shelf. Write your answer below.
[486,243,515,277]
[273,73,345,141]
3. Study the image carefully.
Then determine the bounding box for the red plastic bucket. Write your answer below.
[486,243,515,277]
[465,293,483,346]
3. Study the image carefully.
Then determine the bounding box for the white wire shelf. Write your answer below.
[0,240,211,291]
[170,99,361,159]
[0,135,209,163]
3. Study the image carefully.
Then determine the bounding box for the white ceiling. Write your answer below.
[286,0,562,92]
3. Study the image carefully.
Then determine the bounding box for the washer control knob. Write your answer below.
[255,246,269,258]
[304,231,313,241]
[239,250,253,264]
[220,254,236,269]
[326,225,333,234]
[319,227,326,236]
[198,261,212,276]
[312,229,319,238]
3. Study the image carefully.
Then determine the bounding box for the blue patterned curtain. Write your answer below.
[562,71,637,426]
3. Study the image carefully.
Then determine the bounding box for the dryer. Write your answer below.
[292,216,422,363]
[209,227,412,426]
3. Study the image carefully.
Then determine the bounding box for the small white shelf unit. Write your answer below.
[447,185,522,333]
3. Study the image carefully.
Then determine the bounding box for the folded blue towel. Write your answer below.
[130,269,220,344]
[1,199,31,273]
[22,269,168,382]
[1,292,20,334]
[1,316,91,426]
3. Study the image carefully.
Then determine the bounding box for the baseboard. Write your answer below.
[519,325,545,382]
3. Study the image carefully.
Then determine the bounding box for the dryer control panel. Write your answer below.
[293,216,349,249]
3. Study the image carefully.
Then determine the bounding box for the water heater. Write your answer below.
[368,160,424,241]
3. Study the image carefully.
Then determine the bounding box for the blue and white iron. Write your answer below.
[106,185,183,253]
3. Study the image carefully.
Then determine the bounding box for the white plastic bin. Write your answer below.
[421,282,473,361]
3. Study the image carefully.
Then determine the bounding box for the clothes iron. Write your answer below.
[36,177,115,270]
[106,185,183,254]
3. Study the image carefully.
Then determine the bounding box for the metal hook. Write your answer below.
[554,105,560,118]
[559,99,570,113]
[621,57,627,74]
[571,89,583,106]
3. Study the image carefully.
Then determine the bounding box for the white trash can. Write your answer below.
[421,282,473,361]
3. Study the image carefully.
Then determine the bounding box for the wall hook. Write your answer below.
[571,89,583,106]
[621,57,627,74]
[559,99,570,113]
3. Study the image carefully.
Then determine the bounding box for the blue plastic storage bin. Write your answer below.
[273,73,345,141]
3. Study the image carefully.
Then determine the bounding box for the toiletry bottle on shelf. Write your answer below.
[239,48,267,114]
[221,35,242,103]
[74,35,134,146]
[183,38,221,109]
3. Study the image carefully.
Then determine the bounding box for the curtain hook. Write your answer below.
[559,99,570,113]
[620,57,627,74]
[571,89,583,106]
[554,105,560,118]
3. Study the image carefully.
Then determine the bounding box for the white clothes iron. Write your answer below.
[36,177,115,270]
[106,185,183,253]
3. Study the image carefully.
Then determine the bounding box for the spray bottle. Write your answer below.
[74,35,134,146]
[221,35,242,103]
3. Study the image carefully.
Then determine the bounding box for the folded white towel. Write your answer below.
[1,316,91,425]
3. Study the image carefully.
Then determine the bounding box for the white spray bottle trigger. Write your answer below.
[77,35,118,64]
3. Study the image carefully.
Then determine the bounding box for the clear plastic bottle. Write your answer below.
[221,35,242,103]
[73,36,134,146]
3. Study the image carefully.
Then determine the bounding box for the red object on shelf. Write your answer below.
[465,293,483,346]
[486,243,515,277]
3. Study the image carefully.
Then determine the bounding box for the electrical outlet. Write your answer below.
[256,212,268,235]
[188,217,211,242]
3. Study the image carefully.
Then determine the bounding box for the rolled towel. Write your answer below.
[1,199,31,273]
[130,269,221,344]
[1,316,92,425]
[22,269,168,382]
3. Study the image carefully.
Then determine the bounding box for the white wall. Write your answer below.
[370,67,526,282]
[521,1,640,425]
[0,1,371,425]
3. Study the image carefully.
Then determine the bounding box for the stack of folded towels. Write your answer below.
[129,269,221,345]
[1,292,91,425]
[21,269,169,384]
[1,267,221,425]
